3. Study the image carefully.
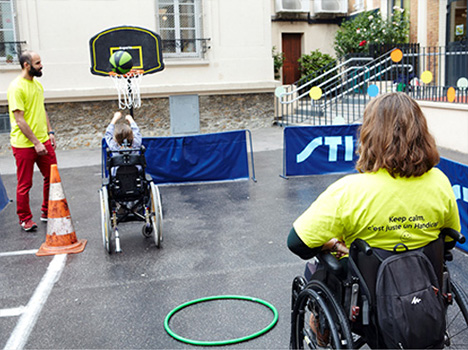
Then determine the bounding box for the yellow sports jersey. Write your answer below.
[8,76,48,148]
[293,168,461,251]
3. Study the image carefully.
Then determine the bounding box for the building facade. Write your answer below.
[0,0,465,151]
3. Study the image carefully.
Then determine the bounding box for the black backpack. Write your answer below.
[375,249,446,349]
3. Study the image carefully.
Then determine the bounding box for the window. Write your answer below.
[387,0,410,18]
[157,0,207,58]
[448,0,467,42]
[0,113,10,134]
[0,0,18,60]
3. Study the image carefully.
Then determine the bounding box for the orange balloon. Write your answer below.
[447,87,456,103]
[390,49,403,63]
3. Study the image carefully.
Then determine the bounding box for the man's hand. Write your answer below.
[125,115,135,124]
[49,133,56,149]
[34,142,48,156]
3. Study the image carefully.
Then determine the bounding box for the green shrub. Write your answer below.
[272,46,285,80]
[298,49,336,86]
[334,7,410,58]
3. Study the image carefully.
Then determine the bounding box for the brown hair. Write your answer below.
[356,92,439,178]
[114,123,134,146]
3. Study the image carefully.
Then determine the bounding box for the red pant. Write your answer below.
[12,140,57,223]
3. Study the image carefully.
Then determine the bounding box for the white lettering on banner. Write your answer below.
[324,137,341,162]
[453,185,468,203]
[296,136,354,163]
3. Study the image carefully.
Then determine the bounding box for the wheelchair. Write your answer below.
[98,146,163,254]
[290,228,468,349]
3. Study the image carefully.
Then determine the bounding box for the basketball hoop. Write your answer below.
[109,69,144,110]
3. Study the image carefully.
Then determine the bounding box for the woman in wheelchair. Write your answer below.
[287,93,464,349]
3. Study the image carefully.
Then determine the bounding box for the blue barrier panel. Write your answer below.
[438,158,468,252]
[102,130,252,184]
[283,125,360,177]
[0,175,9,212]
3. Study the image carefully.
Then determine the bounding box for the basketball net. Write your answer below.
[109,69,143,110]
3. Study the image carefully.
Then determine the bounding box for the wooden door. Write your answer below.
[282,33,302,85]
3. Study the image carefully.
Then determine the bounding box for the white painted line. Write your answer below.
[0,306,25,318]
[4,254,67,350]
[0,249,38,258]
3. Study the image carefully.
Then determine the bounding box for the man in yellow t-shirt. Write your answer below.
[7,51,57,231]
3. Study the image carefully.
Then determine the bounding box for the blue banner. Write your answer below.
[0,175,9,212]
[437,158,468,252]
[283,125,360,177]
[102,130,250,184]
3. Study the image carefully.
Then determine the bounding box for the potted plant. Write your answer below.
[272,46,285,80]
[6,54,14,63]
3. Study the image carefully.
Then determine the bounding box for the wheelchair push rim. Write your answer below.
[99,187,114,254]
[149,182,163,248]
[291,280,353,349]
[445,280,468,348]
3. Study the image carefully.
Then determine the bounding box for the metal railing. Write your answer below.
[275,44,468,126]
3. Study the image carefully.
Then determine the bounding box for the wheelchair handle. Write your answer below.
[318,251,345,276]
[441,228,466,244]
[353,239,373,256]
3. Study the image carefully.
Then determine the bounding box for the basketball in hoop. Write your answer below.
[109,69,144,111]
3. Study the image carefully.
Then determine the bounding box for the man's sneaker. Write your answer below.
[40,212,48,222]
[20,219,38,232]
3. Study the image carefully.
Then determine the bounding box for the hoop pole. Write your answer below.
[127,77,134,117]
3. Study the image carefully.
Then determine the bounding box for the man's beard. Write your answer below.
[29,66,42,77]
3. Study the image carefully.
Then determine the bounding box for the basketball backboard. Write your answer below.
[89,25,164,76]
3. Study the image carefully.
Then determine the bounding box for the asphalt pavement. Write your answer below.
[0,126,467,349]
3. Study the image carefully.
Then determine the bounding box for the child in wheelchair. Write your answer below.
[105,111,142,153]
[100,112,163,253]
[104,111,145,216]
[287,93,463,349]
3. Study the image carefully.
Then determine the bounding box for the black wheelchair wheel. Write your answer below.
[445,280,468,348]
[99,187,114,254]
[291,280,353,349]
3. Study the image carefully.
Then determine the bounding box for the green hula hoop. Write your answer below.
[164,295,279,346]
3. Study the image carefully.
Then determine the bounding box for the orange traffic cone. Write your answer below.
[36,164,87,256]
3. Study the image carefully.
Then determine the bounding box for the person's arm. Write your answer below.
[288,228,349,260]
[105,112,122,149]
[125,115,142,147]
[13,109,47,155]
[287,228,321,259]
[111,111,122,125]
[45,111,56,149]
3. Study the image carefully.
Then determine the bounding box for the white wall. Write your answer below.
[271,21,338,59]
[0,0,276,104]
[420,101,468,154]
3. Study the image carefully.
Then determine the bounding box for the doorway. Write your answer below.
[282,33,302,85]
[446,0,468,86]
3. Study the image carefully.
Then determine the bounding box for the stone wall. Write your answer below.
[0,93,275,154]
